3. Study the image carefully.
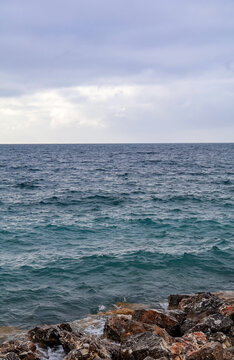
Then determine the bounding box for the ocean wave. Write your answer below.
[15,182,39,190]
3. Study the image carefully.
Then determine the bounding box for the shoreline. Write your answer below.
[0,291,233,359]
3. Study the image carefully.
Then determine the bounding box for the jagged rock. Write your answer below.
[60,330,119,360]
[169,331,207,358]
[218,304,234,321]
[181,318,197,335]
[103,316,153,342]
[168,294,190,309]
[132,309,181,336]
[28,323,73,347]
[191,314,233,335]
[144,358,167,360]
[224,346,234,360]
[167,310,186,325]
[227,326,234,346]
[59,330,84,353]
[3,353,20,360]
[209,332,232,349]
[178,293,224,317]
[153,325,173,345]
[63,336,114,360]
[120,332,169,360]
[0,340,36,355]
[186,341,224,360]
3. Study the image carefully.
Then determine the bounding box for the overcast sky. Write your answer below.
[0,0,234,143]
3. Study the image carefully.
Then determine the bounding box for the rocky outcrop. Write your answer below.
[104,317,153,342]
[0,291,233,360]
[121,332,169,360]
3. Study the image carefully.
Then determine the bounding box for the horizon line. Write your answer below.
[0,142,233,145]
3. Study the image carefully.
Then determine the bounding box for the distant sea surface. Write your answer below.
[0,143,233,329]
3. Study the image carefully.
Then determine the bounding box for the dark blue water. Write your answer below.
[0,144,233,328]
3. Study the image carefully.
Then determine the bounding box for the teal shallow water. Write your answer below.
[0,143,233,328]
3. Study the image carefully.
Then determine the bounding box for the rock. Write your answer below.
[191,314,233,335]
[209,332,232,349]
[120,332,169,360]
[224,346,234,360]
[169,332,207,358]
[218,304,234,321]
[167,310,186,324]
[4,354,20,360]
[60,330,118,360]
[153,325,173,345]
[63,336,114,360]
[0,338,36,356]
[132,309,181,336]
[178,293,224,317]
[103,316,153,343]
[186,341,224,360]
[168,294,190,309]
[28,323,73,347]
[181,318,198,335]
[144,358,167,360]
[58,330,84,353]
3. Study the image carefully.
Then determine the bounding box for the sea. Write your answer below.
[0,143,233,330]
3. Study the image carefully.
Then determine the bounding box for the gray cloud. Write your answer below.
[0,0,234,142]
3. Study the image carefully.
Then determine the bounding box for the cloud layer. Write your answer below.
[0,0,234,142]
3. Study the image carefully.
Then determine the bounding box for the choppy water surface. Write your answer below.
[0,143,233,328]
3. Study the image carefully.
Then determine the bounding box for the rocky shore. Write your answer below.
[0,292,233,360]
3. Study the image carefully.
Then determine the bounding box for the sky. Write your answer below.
[0,0,234,143]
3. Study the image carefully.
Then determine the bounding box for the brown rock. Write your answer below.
[59,330,84,353]
[187,342,224,360]
[0,339,36,356]
[103,316,153,343]
[224,346,234,360]
[132,309,181,337]
[4,353,20,360]
[218,304,234,321]
[168,294,190,309]
[28,323,73,347]
[153,325,173,345]
[169,332,207,358]
[178,293,224,317]
[60,330,118,360]
[209,332,232,349]
[191,314,233,335]
[63,336,114,360]
[120,332,169,360]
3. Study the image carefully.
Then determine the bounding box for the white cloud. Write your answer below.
[0,71,234,143]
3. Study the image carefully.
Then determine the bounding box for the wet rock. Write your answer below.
[168,294,190,309]
[0,340,36,355]
[103,317,153,343]
[120,332,169,360]
[178,293,224,317]
[132,309,181,337]
[58,330,84,353]
[60,330,119,360]
[63,336,114,360]
[28,323,73,347]
[186,342,224,360]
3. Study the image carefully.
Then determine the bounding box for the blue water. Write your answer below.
[0,143,233,329]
